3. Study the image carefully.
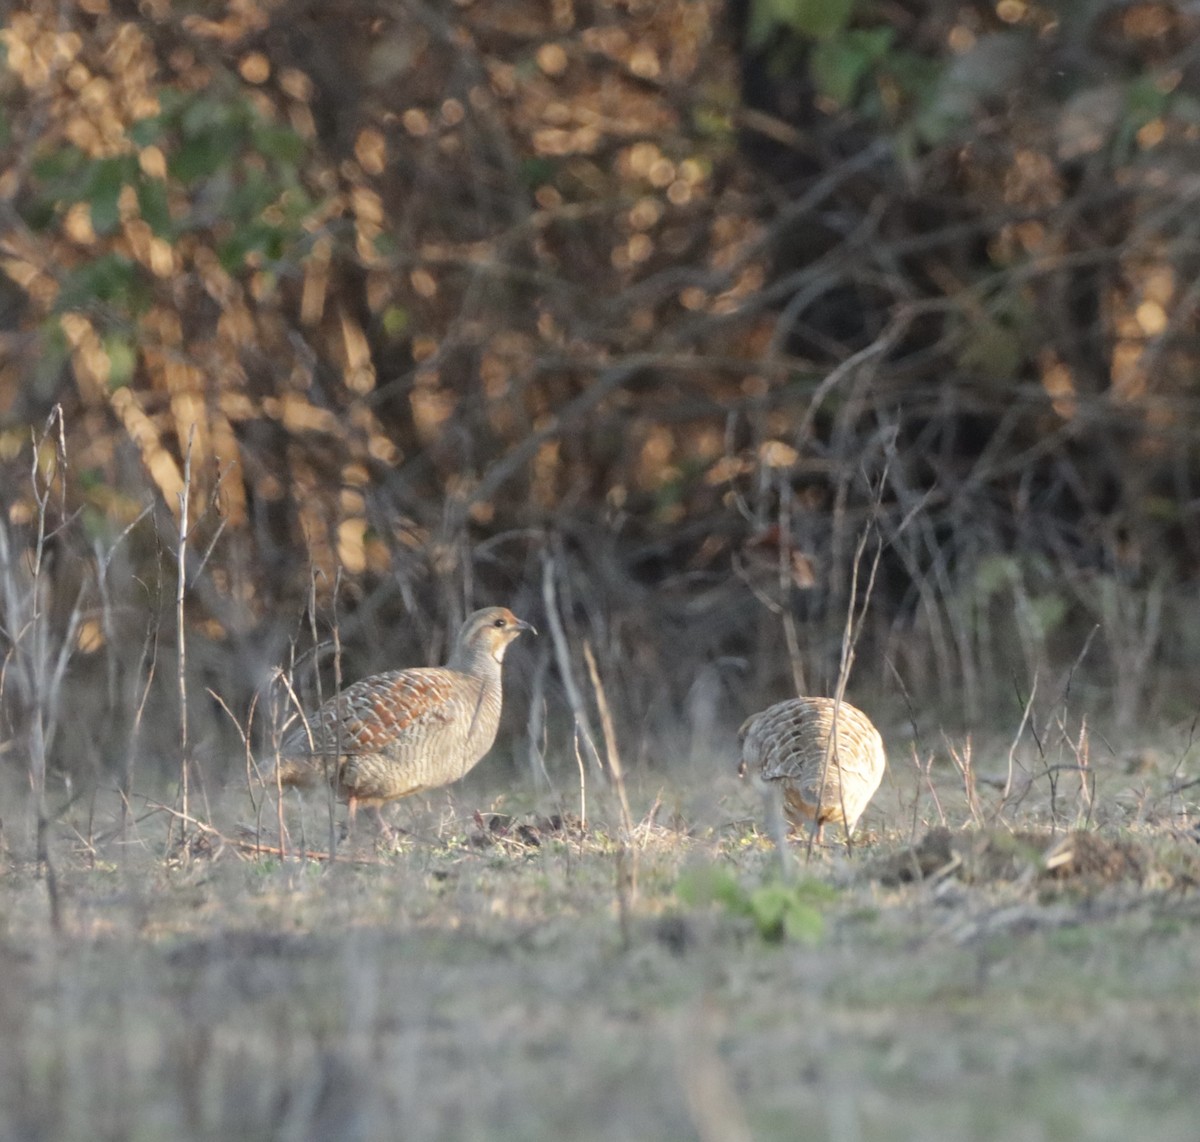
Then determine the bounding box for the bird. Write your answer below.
[738,697,886,859]
[270,606,535,839]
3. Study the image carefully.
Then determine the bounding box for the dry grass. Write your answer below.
[1,745,1198,1142]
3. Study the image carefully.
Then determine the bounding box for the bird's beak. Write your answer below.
[515,618,537,636]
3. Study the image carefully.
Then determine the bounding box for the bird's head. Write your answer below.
[736,712,761,779]
[457,606,537,665]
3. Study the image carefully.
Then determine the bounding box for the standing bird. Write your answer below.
[271,606,534,838]
[738,697,886,859]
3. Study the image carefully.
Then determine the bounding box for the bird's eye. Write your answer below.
[493,617,507,628]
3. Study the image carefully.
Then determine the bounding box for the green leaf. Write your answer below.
[156,87,188,121]
[170,132,229,184]
[253,124,307,166]
[180,96,238,139]
[956,318,1023,381]
[129,113,168,148]
[781,900,824,944]
[56,254,139,310]
[33,145,88,183]
[381,306,410,338]
[973,554,1017,600]
[745,0,779,51]
[519,157,556,188]
[227,171,278,223]
[675,865,744,908]
[136,178,172,235]
[102,333,137,387]
[881,49,943,120]
[810,27,894,107]
[692,105,736,140]
[748,883,790,940]
[85,156,136,235]
[786,0,856,41]
[1126,74,1167,125]
[678,866,832,944]
[33,320,71,395]
[21,196,57,232]
[276,186,316,225]
[743,883,829,943]
[749,0,857,45]
[1028,593,1067,638]
[218,226,267,271]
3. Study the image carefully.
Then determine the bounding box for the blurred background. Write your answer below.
[2,0,1198,806]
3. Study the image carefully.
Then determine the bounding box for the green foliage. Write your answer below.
[968,554,1069,648]
[955,290,1035,381]
[1124,73,1169,129]
[54,254,144,311]
[31,319,70,396]
[748,0,857,48]
[218,220,287,271]
[145,87,315,238]
[102,333,137,387]
[972,554,1061,617]
[676,864,835,944]
[82,155,138,235]
[874,48,943,130]
[381,305,410,338]
[745,0,953,128]
[810,27,893,108]
[1109,73,1169,161]
[135,177,171,235]
[519,156,557,188]
[20,83,315,324]
[743,5,1053,145]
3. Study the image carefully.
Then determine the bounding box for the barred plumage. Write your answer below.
[739,697,886,844]
[272,606,534,836]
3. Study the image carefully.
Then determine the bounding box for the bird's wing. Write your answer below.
[757,705,828,782]
[758,705,878,783]
[287,668,460,756]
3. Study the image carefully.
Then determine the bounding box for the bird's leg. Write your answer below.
[338,794,358,845]
[761,782,793,881]
[371,805,396,848]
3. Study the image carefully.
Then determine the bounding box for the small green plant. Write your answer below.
[676,864,836,944]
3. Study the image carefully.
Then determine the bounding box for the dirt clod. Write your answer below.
[874,827,1177,890]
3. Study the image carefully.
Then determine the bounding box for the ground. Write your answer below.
[1,742,1199,1142]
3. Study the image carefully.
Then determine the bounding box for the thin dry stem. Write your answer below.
[1001,671,1038,809]
[525,644,554,793]
[541,548,604,827]
[776,478,806,697]
[173,427,194,848]
[583,639,633,837]
[946,734,983,827]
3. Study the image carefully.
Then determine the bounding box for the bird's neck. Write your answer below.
[447,642,503,678]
